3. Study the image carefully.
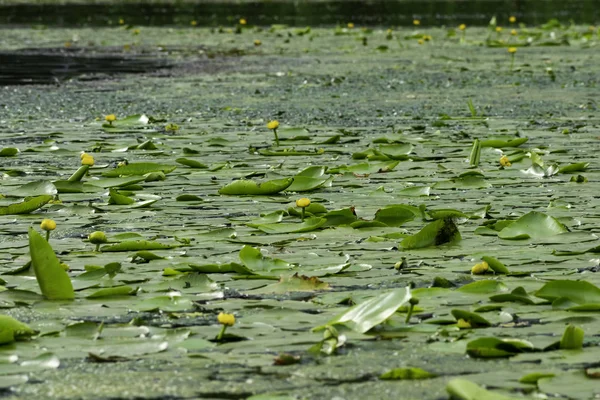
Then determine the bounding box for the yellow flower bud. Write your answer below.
[40,219,57,231]
[105,114,116,123]
[413,19,420,26]
[459,24,466,31]
[510,29,517,36]
[296,198,311,208]
[267,120,279,130]
[347,22,354,29]
[81,155,95,166]
[239,18,247,25]
[507,47,517,54]
[218,312,235,326]
[471,261,489,275]
[496,26,503,32]
[253,39,262,46]
[500,155,512,167]
[88,231,108,244]
[509,16,517,23]
[456,318,472,329]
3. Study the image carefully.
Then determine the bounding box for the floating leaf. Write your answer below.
[380,367,437,380]
[0,147,19,157]
[2,181,57,197]
[314,287,411,333]
[451,309,491,328]
[400,218,461,249]
[534,280,600,305]
[86,286,135,298]
[102,163,176,177]
[490,286,537,304]
[252,273,330,293]
[175,158,208,168]
[498,211,568,240]
[100,241,179,252]
[28,228,74,300]
[252,217,327,234]
[446,378,521,400]
[239,245,292,273]
[374,205,419,227]
[219,178,294,195]
[466,337,533,358]
[458,280,508,294]
[0,195,53,216]
[323,208,357,227]
[519,372,556,384]
[558,162,589,174]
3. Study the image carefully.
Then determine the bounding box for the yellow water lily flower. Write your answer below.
[296,198,311,208]
[511,29,518,36]
[347,22,354,29]
[459,24,466,31]
[413,19,420,26]
[254,39,262,46]
[218,312,235,326]
[81,154,94,166]
[105,114,116,125]
[500,155,512,167]
[509,16,517,23]
[239,18,247,25]
[508,47,517,53]
[267,120,280,130]
[496,26,503,33]
[40,219,56,231]
[471,261,489,275]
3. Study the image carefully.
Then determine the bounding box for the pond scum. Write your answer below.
[1,13,600,400]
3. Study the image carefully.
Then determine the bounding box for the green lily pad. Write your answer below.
[102,163,176,177]
[239,245,292,273]
[446,378,522,400]
[0,195,53,216]
[380,367,437,380]
[219,178,294,195]
[0,315,37,345]
[534,280,600,305]
[498,211,568,240]
[252,217,327,234]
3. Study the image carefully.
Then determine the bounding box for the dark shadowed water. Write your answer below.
[0,0,598,27]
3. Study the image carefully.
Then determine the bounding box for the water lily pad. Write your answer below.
[380,367,437,380]
[400,218,461,249]
[219,178,294,195]
[498,211,568,240]
[0,195,53,215]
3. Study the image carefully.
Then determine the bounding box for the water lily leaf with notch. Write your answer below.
[100,241,180,252]
[313,287,411,333]
[28,227,74,300]
[427,209,468,221]
[88,339,168,360]
[239,245,292,273]
[2,181,57,197]
[252,217,327,234]
[534,280,600,305]
[219,178,294,195]
[522,163,559,178]
[466,337,534,358]
[287,166,333,192]
[374,204,420,227]
[108,189,134,205]
[0,315,37,345]
[451,309,492,328]
[175,158,208,169]
[251,273,330,294]
[498,211,568,240]
[102,162,176,177]
[446,378,522,400]
[400,218,461,249]
[0,195,53,216]
[380,367,437,380]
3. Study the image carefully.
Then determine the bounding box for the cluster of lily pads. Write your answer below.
[1,16,600,400]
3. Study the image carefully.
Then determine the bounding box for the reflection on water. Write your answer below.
[0,0,598,27]
[0,49,171,85]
